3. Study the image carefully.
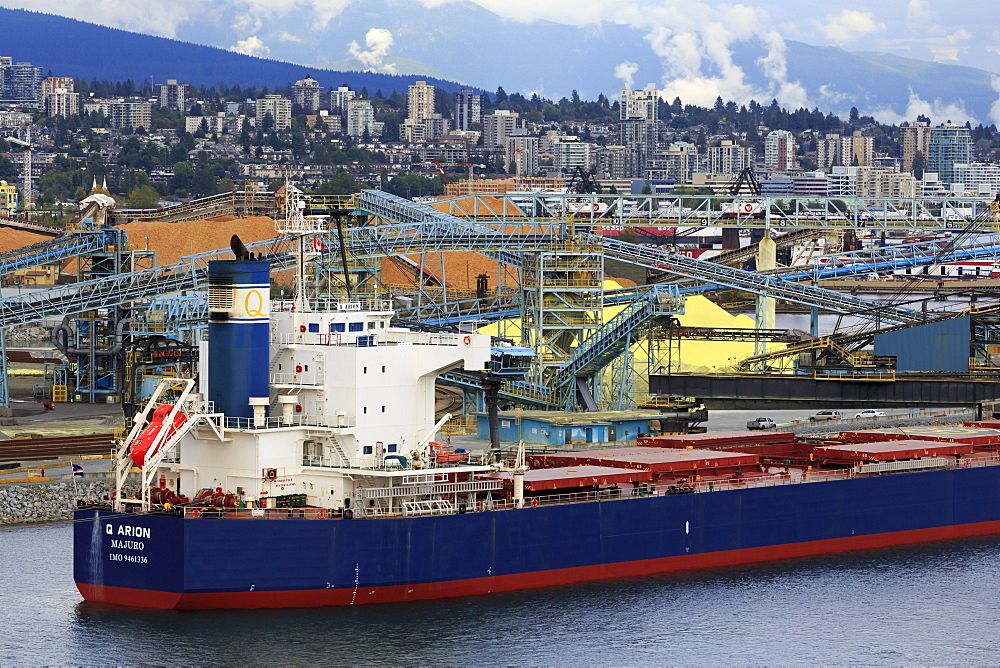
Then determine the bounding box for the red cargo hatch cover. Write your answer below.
[484,466,652,491]
[638,430,794,449]
[815,439,975,462]
[529,447,759,473]
[837,426,1000,447]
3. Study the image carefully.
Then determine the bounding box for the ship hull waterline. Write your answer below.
[74,465,1000,610]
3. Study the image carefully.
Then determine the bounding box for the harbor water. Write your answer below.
[3,522,1000,664]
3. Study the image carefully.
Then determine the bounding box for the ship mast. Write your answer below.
[276,181,324,311]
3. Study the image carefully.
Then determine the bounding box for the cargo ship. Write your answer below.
[73,200,1000,610]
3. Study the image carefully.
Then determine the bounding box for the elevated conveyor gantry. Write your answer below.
[0,229,123,278]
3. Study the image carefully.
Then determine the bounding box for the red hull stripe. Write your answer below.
[77,519,1000,610]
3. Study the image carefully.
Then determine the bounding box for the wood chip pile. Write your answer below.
[0,229,49,253]
[118,216,279,265]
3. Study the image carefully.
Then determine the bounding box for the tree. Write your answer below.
[191,162,217,197]
[170,161,194,196]
[0,156,17,180]
[912,149,928,179]
[617,227,638,244]
[126,184,160,209]
[261,111,275,134]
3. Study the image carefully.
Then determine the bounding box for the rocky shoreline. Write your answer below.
[0,478,113,525]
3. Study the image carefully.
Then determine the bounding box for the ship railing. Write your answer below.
[223,415,349,430]
[270,298,394,313]
[270,372,320,386]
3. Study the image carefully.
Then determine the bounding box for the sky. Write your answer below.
[3,0,997,73]
[4,0,1000,123]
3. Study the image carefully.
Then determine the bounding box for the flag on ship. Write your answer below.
[312,236,325,251]
[72,464,84,477]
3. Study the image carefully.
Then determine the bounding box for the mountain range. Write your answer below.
[0,7,466,96]
[1,4,998,124]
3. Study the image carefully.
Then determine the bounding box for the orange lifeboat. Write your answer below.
[130,405,187,468]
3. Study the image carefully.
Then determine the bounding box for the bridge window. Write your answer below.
[387,444,397,453]
[308,323,319,333]
[349,322,364,332]
[368,321,376,330]
[363,445,372,455]
[330,323,345,333]
[381,406,385,413]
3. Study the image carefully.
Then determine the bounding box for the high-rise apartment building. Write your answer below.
[407,80,435,121]
[0,60,43,104]
[483,110,520,149]
[293,76,322,113]
[927,122,972,185]
[506,132,539,177]
[41,77,78,117]
[552,137,595,175]
[157,79,187,111]
[619,84,659,177]
[817,133,873,170]
[620,84,659,121]
[841,131,874,167]
[646,142,699,183]
[402,80,436,142]
[422,113,450,140]
[346,98,383,139]
[900,121,931,173]
[596,145,639,180]
[256,94,293,131]
[705,140,751,175]
[764,130,795,172]
[109,101,152,131]
[329,86,356,114]
[454,89,482,131]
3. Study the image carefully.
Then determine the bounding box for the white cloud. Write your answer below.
[311,0,353,28]
[881,29,973,63]
[819,10,885,46]
[991,76,1000,126]
[906,0,933,28]
[818,84,851,105]
[613,61,639,88]
[231,35,270,57]
[278,31,303,42]
[347,28,397,73]
[868,88,978,126]
[608,2,810,109]
[0,0,206,38]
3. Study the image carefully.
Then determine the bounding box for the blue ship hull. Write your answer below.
[74,465,1000,609]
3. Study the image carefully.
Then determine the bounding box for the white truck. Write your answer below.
[746,417,777,430]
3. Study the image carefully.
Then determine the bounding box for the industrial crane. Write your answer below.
[5,128,36,210]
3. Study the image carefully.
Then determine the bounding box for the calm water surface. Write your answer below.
[2,522,999,665]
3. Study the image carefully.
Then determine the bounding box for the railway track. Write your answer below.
[0,433,116,464]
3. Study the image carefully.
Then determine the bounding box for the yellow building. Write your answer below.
[0,180,17,214]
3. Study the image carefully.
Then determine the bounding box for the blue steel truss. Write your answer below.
[551,284,684,408]
[594,235,928,325]
[0,236,297,328]
[434,192,1000,232]
[0,230,121,277]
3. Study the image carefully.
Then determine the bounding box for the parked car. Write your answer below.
[855,409,887,419]
[809,410,843,422]
[746,417,777,430]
